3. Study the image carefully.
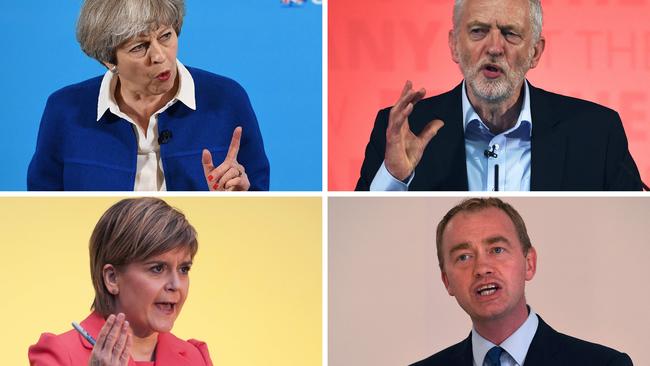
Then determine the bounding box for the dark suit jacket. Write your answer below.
[410,316,633,366]
[356,82,643,191]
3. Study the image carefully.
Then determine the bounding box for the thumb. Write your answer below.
[202,149,214,175]
[418,119,444,145]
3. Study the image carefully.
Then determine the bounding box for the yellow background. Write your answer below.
[0,196,321,366]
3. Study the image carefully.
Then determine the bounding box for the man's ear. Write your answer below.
[524,246,537,281]
[528,35,545,69]
[441,269,454,296]
[449,30,460,64]
[103,264,120,295]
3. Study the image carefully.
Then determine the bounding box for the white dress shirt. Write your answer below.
[463,81,532,191]
[472,307,539,366]
[96,59,197,191]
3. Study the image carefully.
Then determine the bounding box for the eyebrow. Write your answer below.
[128,28,172,43]
[448,242,471,256]
[467,21,491,28]
[153,27,173,37]
[123,38,147,49]
[447,235,511,254]
[142,259,193,266]
[484,235,512,246]
[467,21,522,32]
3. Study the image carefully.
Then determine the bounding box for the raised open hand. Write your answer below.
[88,313,131,366]
[385,80,445,181]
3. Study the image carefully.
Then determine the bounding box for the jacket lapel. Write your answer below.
[455,333,475,366]
[523,315,561,365]
[529,83,567,190]
[154,332,193,365]
[413,83,469,190]
[78,312,105,351]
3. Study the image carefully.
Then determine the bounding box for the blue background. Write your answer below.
[1,1,322,191]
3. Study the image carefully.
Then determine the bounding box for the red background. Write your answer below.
[329,0,650,190]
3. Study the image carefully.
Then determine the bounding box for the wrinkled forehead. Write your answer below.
[459,0,531,28]
[441,208,518,250]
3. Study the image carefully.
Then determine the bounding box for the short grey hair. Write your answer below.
[452,0,543,42]
[76,0,185,65]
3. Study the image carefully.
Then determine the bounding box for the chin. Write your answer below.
[462,299,507,321]
[475,308,508,321]
[148,314,178,333]
[150,320,175,333]
[476,301,522,322]
[150,77,176,96]
[149,85,173,96]
[470,79,513,103]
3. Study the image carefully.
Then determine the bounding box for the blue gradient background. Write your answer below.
[1,1,322,190]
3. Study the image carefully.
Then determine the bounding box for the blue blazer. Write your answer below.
[28,67,270,191]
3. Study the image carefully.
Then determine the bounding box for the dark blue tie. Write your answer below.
[485,346,503,366]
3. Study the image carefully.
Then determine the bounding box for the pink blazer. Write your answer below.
[29,312,213,366]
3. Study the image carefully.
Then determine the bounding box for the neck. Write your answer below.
[472,301,529,345]
[115,76,178,132]
[130,331,159,361]
[467,83,525,135]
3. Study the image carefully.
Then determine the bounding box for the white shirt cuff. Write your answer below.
[369,161,414,191]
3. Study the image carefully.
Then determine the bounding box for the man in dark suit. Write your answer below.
[412,197,633,366]
[356,0,643,191]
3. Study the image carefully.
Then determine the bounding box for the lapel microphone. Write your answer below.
[483,144,500,191]
[484,144,499,158]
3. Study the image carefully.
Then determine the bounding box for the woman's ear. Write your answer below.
[102,61,118,74]
[103,264,119,295]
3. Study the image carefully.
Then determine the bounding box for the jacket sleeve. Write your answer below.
[232,83,270,191]
[356,108,390,191]
[605,110,643,190]
[187,339,214,366]
[27,93,65,191]
[28,333,71,366]
[608,352,634,366]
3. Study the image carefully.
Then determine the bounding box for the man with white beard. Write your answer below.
[356,0,643,191]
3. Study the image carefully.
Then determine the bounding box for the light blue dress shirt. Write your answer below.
[369,81,532,191]
[471,307,539,366]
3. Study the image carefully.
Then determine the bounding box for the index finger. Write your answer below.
[394,80,413,108]
[394,86,426,112]
[225,126,242,161]
[399,80,413,99]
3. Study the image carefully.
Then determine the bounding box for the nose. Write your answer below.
[486,29,505,58]
[165,271,181,291]
[473,252,494,278]
[149,40,166,64]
